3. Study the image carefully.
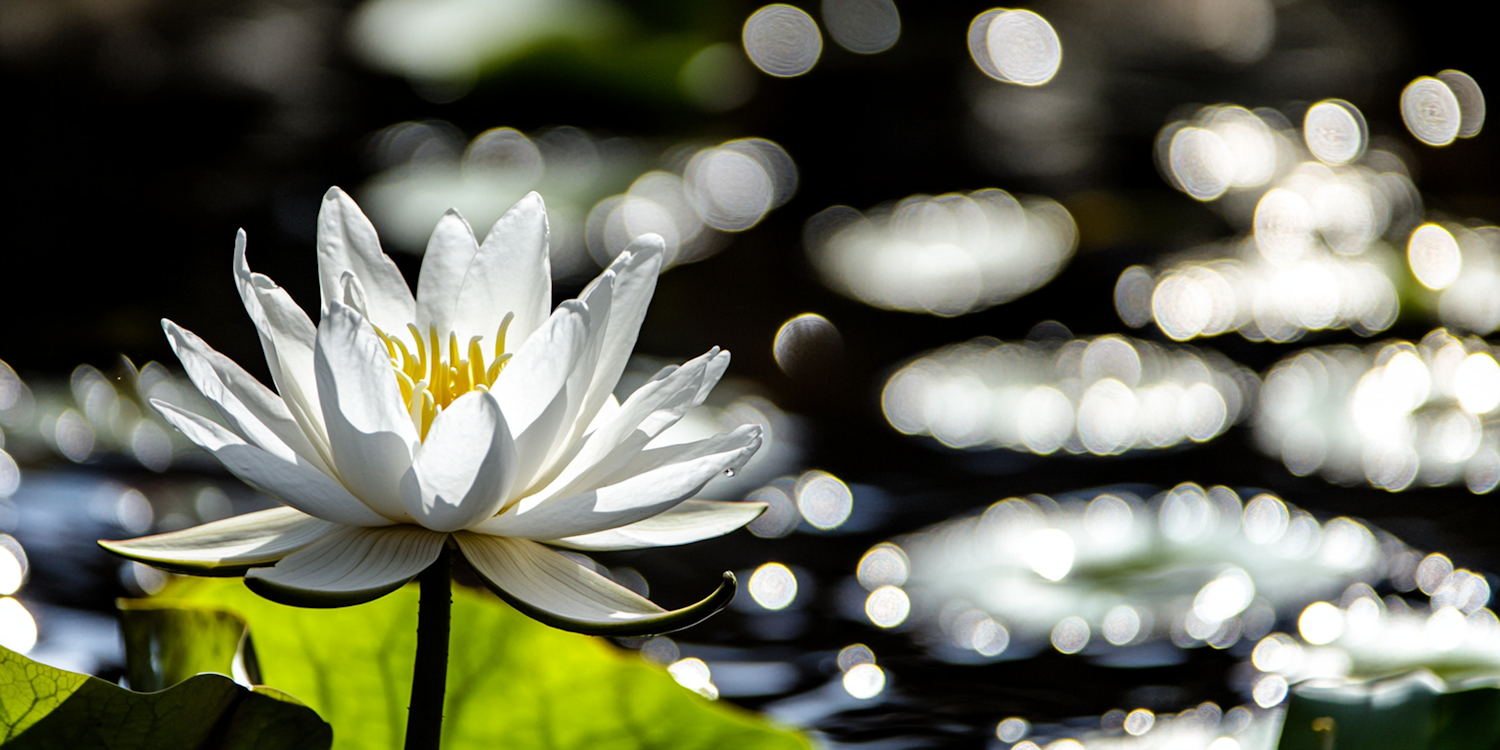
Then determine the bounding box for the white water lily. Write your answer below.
[101,188,764,635]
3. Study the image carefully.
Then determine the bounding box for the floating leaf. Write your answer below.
[142,578,810,750]
[118,599,258,692]
[1279,671,1500,750]
[0,644,330,749]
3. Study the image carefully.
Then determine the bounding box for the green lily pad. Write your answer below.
[137,578,810,750]
[1279,671,1500,750]
[118,599,260,692]
[0,644,330,750]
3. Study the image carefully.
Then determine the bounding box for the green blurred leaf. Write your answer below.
[1278,671,1500,750]
[117,599,257,692]
[0,644,330,750]
[150,577,810,750]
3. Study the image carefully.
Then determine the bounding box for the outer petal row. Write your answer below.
[453,532,736,636]
[246,525,445,608]
[473,424,762,540]
[98,507,338,576]
[551,500,769,551]
[234,231,333,468]
[520,347,733,510]
[163,320,333,476]
[153,400,394,527]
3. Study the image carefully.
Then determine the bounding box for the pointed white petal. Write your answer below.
[491,300,590,487]
[454,533,736,635]
[549,500,767,551]
[526,272,614,489]
[572,235,663,443]
[596,424,762,488]
[451,192,550,348]
[99,507,339,575]
[246,525,445,608]
[234,231,332,464]
[415,208,480,337]
[402,391,518,532]
[523,349,730,508]
[316,187,416,336]
[153,400,396,527]
[163,320,333,475]
[472,425,761,540]
[315,302,419,522]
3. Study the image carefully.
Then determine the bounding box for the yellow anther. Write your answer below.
[469,338,486,387]
[407,324,427,370]
[370,325,396,360]
[495,312,515,359]
[381,314,516,441]
[388,338,414,379]
[395,370,415,404]
[420,391,436,440]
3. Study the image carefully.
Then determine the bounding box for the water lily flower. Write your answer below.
[101,188,764,636]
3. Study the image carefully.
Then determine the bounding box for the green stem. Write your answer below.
[405,545,452,750]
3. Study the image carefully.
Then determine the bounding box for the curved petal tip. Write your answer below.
[244,573,414,609]
[488,569,738,637]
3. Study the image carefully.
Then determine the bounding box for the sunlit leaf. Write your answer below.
[1278,671,1500,750]
[144,578,810,750]
[0,644,330,750]
[118,598,258,692]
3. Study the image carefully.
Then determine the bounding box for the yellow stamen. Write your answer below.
[495,312,514,360]
[469,338,486,387]
[376,314,517,441]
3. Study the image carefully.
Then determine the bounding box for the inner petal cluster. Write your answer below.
[373,313,515,440]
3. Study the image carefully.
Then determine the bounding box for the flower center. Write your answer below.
[372,312,515,440]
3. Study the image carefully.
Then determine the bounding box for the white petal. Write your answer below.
[402,391,518,532]
[549,500,767,551]
[316,301,419,522]
[524,348,730,508]
[527,271,615,488]
[454,532,735,635]
[163,320,333,475]
[472,425,761,540]
[595,424,762,488]
[491,300,590,487]
[316,187,416,337]
[246,525,445,608]
[99,507,339,575]
[414,208,480,337]
[571,235,664,444]
[153,400,395,527]
[234,231,332,464]
[451,192,550,349]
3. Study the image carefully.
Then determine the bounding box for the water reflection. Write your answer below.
[1254,329,1500,491]
[1401,71,1484,147]
[822,0,900,55]
[967,9,1062,86]
[749,563,799,610]
[1135,102,1425,342]
[742,4,823,78]
[885,485,1389,662]
[998,700,1279,750]
[362,124,797,279]
[807,188,1076,316]
[589,138,797,271]
[0,359,218,473]
[882,334,1255,454]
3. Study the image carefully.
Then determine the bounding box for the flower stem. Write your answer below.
[405,545,451,750]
